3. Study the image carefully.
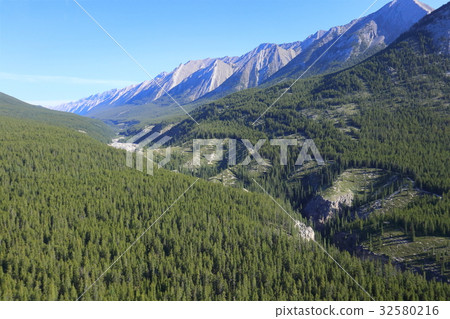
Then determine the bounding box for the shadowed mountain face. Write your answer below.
[52,0,433,123]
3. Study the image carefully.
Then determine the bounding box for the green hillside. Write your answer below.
[1,2,448,302]
[1,115,449,300]
[152,5,450,282]
[166,25,449,192]
[0,92,114,142]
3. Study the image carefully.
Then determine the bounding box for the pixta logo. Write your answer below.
[126,131,172,175]
[126,134,324,175]
[193,138,324,167]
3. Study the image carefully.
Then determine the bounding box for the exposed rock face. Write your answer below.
[265,0,433,82]
[304,193,353,224]
[295,221,315,241]
[405,1,450,55]
[51,44,300,115]
[51,0,434,118]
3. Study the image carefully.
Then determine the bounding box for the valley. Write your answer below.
[0,0,448,302]
[109,1,450,286]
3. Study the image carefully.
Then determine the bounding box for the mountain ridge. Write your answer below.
[51,0,434,123]
[263,0,434,84]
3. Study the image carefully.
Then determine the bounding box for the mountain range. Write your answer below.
[51,0,434,124]
[1,0,449,301]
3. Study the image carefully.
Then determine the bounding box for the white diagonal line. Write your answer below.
[252,178,376,301]
[76,178,200,301]
[127,128,152,143]
[251,0,380,126]
[137,132,161,149]
[72,0,199,125]
[149,135,172,149]
[252,179,297,223]
[312,238,376,301]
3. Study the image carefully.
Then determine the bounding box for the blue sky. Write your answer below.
[0,0,447,106]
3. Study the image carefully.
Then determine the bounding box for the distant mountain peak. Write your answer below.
[402,1,450,55]
[263,0,434,84]
[52,0,437,120]
[390,0,433,12]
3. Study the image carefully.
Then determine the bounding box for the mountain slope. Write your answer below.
[164,1,449,194]
[0,106,448,300]
[264,0,433,84]
[0,92,114,142]
[1,2,449,301]
[52,43,299,117]
[200,43,299,101]
[52,0,433,125]
[152,1,449,281]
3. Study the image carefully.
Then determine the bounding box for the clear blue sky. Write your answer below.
[0,0,447,106]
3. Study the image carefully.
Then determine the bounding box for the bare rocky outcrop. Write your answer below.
[295,220,315,241]
[304,193,353,224]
